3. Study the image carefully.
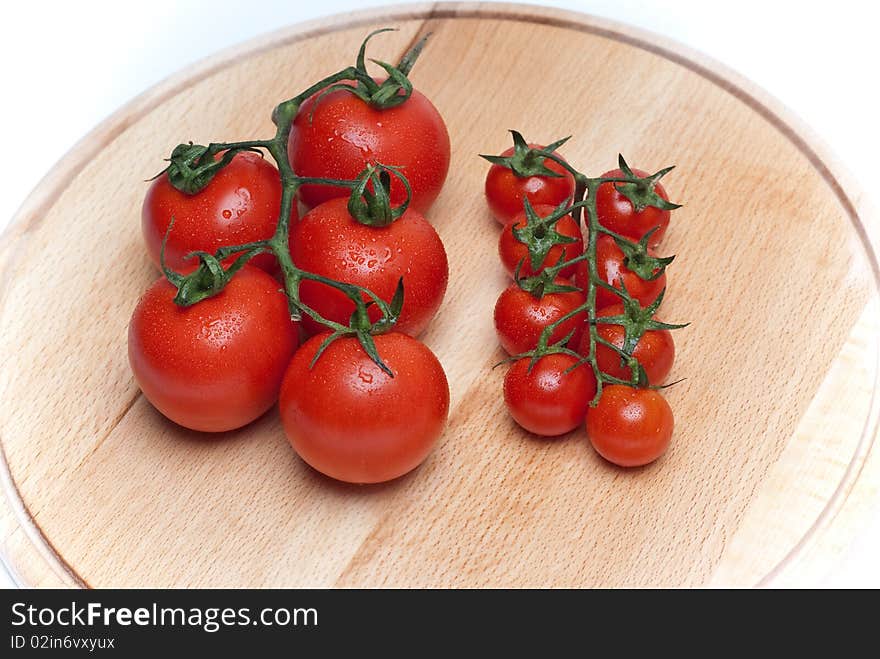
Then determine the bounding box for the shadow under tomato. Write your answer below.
[144,400,278,446]
[503,407,670,475]
[143,397,430,493]
[294,453,425,496]
[582,438,670,474]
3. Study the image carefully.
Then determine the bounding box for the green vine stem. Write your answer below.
[156,29,429,374]
[499,139,686,406]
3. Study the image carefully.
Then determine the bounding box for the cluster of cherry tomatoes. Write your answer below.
[128,30,454,484]
[485,132,684,467]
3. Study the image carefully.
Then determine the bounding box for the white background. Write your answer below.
[1,0,878,588]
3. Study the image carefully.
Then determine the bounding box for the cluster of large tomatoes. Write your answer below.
[128,31,454,484]
[485,132,685,467]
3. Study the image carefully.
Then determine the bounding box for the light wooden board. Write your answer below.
[1,3,878,588]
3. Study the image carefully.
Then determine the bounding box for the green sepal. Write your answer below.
[356,28,397,74]
[347,163,411,227]
[524,330,582,374]
[650,377,687,391]
[368,59,413,107]
[301,276,403,377]
[327,28,427,111]
[368,31,428,109]
[160,142,255,195]
[514,251,587,299]
[511,198,580,272]
[493,329,582,372]
[304,323,400,378]
[395,32,430,76]
[309,330,347,369]
[614,154,682,213]
[173,252,225,306]
[370,278,405,334]
[386,278,405,322]
[593,334,649,387]
[159,217,265,307]
[170,249,263,307]
[356,330,393,377]
[479,130,569,178]
[593,287,688,384]
[611,228,675,281]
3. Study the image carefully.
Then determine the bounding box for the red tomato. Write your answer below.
[142,151,291,273]
[498,205,584,279]
[279,332,449,484]
[485,145,575,225]
[128,266,298,432]
[576,234,666,309]
[494,278,585,355]
[596,167,671,247]
[289,197,448,336]
[288,85,450,214]
[503,353,597,436]
[585,385,673,467]
[577,304,675,385]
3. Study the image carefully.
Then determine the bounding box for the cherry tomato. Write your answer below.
[576,234,666,310]
[498,205,584,279]
[279,332,449,484]
[577,304,675,385]
[289,197,448,337]
[288,85,450,214]
[128,266,298,432]
[485,145,575,225]
[494,278,586,355]
[596,167,671,247]
[585,385,673,467]
[503,353,597,436]
[142,151,292,273]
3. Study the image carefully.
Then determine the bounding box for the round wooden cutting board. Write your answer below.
[2,3,879,588]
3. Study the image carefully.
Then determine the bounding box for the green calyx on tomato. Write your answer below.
[347,163,411,227]
[156,141,269,195]
[308,277,405,377]
[608,227,675,282]
[159,218,268,307]
[308,28,430,115]
[513,251,586,299]
[511,198,584,272]
[494,329,581,373]
[593,288,688,386]
[480,129,570,178]
[613,154,682,213]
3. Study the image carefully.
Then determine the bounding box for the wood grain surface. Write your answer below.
[1,3,878,588]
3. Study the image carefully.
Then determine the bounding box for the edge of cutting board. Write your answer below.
[1,2,878,588]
